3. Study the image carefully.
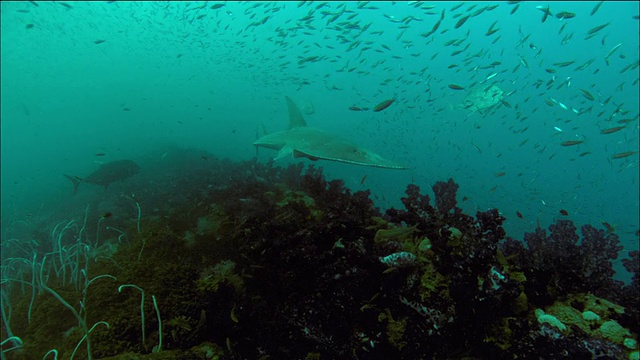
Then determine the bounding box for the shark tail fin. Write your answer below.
[285,96,307,129]
[64,174,81,195]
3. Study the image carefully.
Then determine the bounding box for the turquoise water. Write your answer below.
[0,2,638,357]
[3,1,637,262]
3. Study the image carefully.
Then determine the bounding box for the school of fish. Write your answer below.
[16,1,638,237]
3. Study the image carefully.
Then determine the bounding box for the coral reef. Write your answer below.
[1,150,637,360]
[501,221,625,302]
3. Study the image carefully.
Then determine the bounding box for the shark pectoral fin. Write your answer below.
[274,147,293,161]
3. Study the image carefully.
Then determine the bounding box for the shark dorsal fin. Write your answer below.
[285,96,307,129]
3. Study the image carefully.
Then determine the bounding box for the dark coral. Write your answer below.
[620,250,640,334]
[501,220,625,305]
[2,151,637,360]
[391,183,435,227]
[383,181,526,357]
[431,178,459,215]
[578,225,624,294]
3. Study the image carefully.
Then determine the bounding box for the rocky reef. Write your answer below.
[1,150,638,360]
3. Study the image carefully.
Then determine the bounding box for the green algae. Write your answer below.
[378,308,408,350]
[196,260,244,294]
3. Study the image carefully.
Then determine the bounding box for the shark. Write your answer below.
[253,97,407,169]
[64,160,140,194]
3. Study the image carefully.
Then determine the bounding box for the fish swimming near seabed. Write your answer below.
[64,160,141,194]
[253,97,407,169]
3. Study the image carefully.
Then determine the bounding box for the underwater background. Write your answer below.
[1,1,639,359]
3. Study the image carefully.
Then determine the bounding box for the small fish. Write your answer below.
[518,55,530,69]
[210,4,225,9]
[472,5,491,16]
[349,106,364,111]
[555,11,576,20]
[455,15,470,29]
[587,22,610,35]
[360,175,367,185]
[420,9,444,38]
[553,61,575,67]
[58,2,72,9]
[494,172,506,177]
[605,43,623,64]
[462,196,469,201]
[516,211,523,219]
[575,59,595,71]
[601,220,615,233]
[94,39,106,44]
[486,20,498,35]
[579,89,595,101]
[373,99,394,112]
[600,126,625,134]
[537,5,552,23]
[561,33,573,45]
[619,63,636,74]
[451,48,466,56]
[101,212,112,218]
[590,1,604,16]
[559,209,569,216]
[559,23,567,35]
[510,3,520,15]
[95,153,106,157]
[486,28,499,36]
[25,23,34,29]
[450,3,464,11]
[611,151,638,159]
[500,99,512,108]
[448,84,465,90]
[560,140,584,146]
[484,73,498,81]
